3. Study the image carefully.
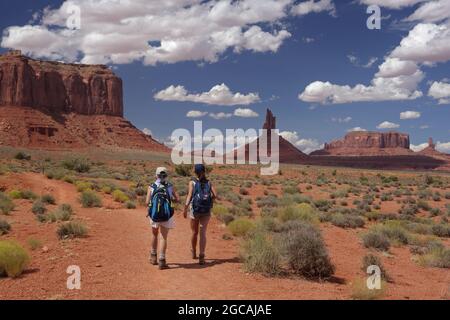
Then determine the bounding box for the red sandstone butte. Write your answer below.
[0,51,168,152]
[232,109,308,164]
[311,131,413,156]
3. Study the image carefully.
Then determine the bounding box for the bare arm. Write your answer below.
[171,185,180,203]
[211,184,217,201]
[145,186,152,206]
[183,182,194,218]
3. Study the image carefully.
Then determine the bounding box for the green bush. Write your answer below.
[80,191,102,208]
[362,231,391,251]
[112,190,129,203]
[375,221,410,245]
[42,204,73,223]
[242,229,281,276]
[9,190,37,200]
[31,200,47,215]
[278,203,318,224]
[41,194,56,205]
[14,152,31,161]
[57,221,88,239]
[213,205,235,225]
[27,238,43,251]
[331,214,365,229]
[228,218,255,237]
[175,164,193,177]
[0,240,30,277]
[125,201,136,209]
[431,224,450,238]
[62,157,91,173]
[0,193,15,215]
[419,247,450,268]
[0,219,11,235]
[278,221,335,278]
[75,181,94,192]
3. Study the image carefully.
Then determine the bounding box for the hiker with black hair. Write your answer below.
[146,167,179,270]
[183,164,217,265]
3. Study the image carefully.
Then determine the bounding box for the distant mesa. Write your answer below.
[311,131,412,156]
[0,51,168,152]
[418,137,449,160]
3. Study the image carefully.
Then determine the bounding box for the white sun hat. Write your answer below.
[155,167,168,176]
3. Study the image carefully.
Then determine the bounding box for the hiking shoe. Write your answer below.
[159,259,168,270]
[199,254,205,265]
[150,253,157,265]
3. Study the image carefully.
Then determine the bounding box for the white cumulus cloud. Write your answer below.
[186,110,208,118]
[428,81,450,104]
[234,108,259,118]
[279,131,323,154]
[154,83,260,106]
[291,0,336,17]
[377,121,400,129]
[1,0,296,65]
[348,127,367,132]
[400,110,421,119]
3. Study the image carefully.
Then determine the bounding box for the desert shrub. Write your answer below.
[399,204,419,216]
[75,181,94,192]
[27,238,43,251]
[431,224,450,238]
[351,278,386,300]
[8,190,22,199]
[375,221,410,245]
[42,204,73,223]
[125,201,136,209]
[314,199,332,212]
[45,168,66,180]
[282,185,299,195]
[62,157,91,173]
[445,192,450,200]
[278,221,334,278]
[430,208,441,217]
[213,205,234,225]
[0,193,15,215]
[175,164,192,177]
[0,219,11,235]
[0,240,30,278]
[14,152,31,161]
[239,188,249,196]
[112,190,129,203]
[80,191,102,208]
[57,221,88,239]
[331,214,365,229]
[41,194,56,205]
[362,231,391,251]
[242,229,281,276]
[228,218,255,237]
[418,247,450,268]
[63,176,75,184]
[278,203,318,224]
[432,193,441,202]
[417,200,431,211]
[9,190,37,200]
[31,200,47,215]
[362,254,389,280]
[256,195,278,208]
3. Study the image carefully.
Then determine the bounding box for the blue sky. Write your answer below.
[0,0,449,153]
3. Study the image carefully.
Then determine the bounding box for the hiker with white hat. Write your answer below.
[146,167,179,269]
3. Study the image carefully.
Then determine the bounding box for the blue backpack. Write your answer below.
[148,182,174,222]
[192,179,213,216]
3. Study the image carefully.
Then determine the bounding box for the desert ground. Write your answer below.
[0,147,449,300]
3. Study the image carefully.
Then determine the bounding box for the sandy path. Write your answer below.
[0,173,448,300]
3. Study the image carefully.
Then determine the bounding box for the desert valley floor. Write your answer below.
[0,148,449,300]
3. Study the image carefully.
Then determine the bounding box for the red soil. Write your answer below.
[0,173,448,300]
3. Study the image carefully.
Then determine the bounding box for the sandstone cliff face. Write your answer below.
[312,131,412,156]
[0,51,168,152]
[0,51,123,116]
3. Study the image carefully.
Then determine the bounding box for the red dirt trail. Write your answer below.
[0,173,448,300]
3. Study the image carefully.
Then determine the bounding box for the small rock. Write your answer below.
[42,246,49,253]
[95,263,102,268]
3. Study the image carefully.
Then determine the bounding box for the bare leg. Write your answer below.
[151,227,159,254]
[199,215,211,257]
[159,226,169,259]
[190,219,199,257]
[150,227,159,265]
